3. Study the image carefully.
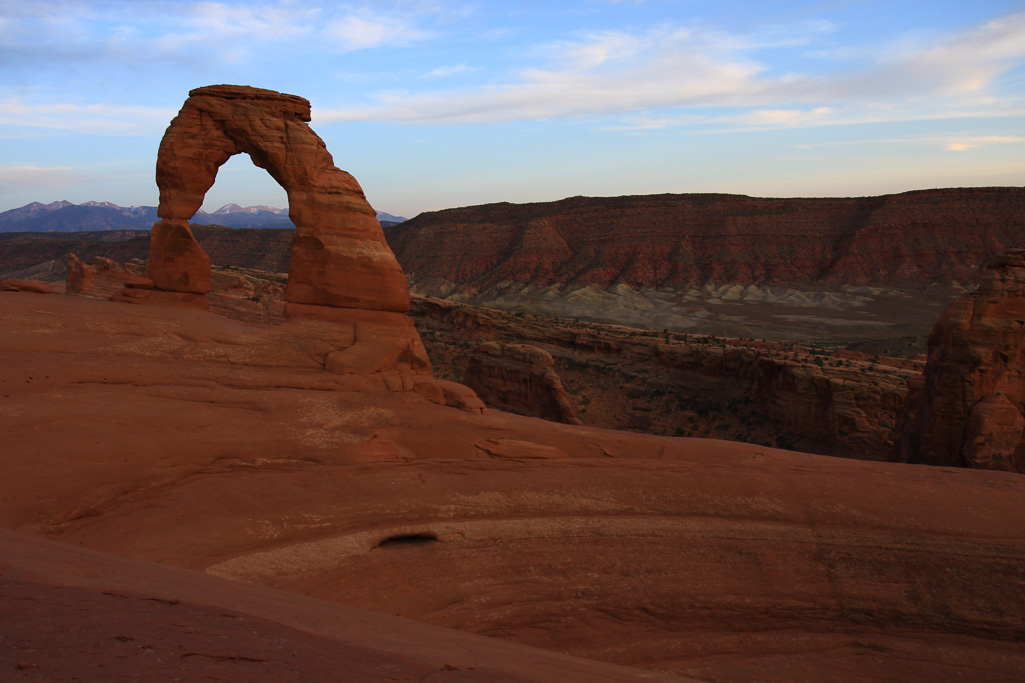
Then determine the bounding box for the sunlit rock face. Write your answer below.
[142,84,429,374]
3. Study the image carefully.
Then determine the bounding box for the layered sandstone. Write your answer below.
[0,278,54,293]
[150,85,406,311]
[67,255,287,325]
[133,85,430,374]
[464,342,581,424]
[895,249,1025,472]
[66,253,147,298]
[387,188,1025,291]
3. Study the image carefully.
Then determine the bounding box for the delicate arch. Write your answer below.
[148,84,409,314]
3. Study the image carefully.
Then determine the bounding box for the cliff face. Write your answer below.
[387,188,1025,291]
[413,296,915,459]
[895,249,1025,473]
[463,342,581,425]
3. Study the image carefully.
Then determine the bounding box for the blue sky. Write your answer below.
[2,0,1024,218]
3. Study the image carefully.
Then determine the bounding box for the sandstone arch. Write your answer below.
[145,84,429,374]
[150,84,408,314]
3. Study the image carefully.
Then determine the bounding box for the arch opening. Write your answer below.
[138,84,432,375]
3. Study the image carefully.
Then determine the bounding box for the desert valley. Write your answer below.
[3,84,1025,683]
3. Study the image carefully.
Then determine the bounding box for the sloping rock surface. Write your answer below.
[2,292,1025,682]
[0,530,683,683]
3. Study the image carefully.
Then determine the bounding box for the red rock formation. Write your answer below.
[132,85,430,374]
[413,296,912,458]
[386,188,1025,291]
[464,342,581,424]
[895,249,1025,473]
[0,278,54,293]
[66,253,147,298]
[150,85,407,312]
[208,267,286,324]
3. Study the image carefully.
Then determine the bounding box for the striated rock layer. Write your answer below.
[386,188,1025,291]
[415,296,914,459]
[895,249,1025,473]
[464,342,581,424]
[67,253,147,299]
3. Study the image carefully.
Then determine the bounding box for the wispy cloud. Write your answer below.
[322,24,766,123]
[424,64,474,77]
[0,99,176,135]
[945,135,1025,152]
[0,1,440,72]
[323,10,433,52]
[320,9,1025,128]
[0,165,82,188]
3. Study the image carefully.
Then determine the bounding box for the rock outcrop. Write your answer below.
[0,278,54,293]
[66,254,147,298]
[464,342,581,424]
[132,84,430,374]
[895,249,1025,473]
[68,255,287,325]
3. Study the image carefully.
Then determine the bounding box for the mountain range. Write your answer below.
[0,200,406,232]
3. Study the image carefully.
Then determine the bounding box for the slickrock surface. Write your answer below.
[895,249,1025,473]
[0,531,684,683]
[387,188,1025,291]
[463,341,581,424]
[2,291,1024,682]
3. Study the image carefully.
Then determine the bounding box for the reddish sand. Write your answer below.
[2,291,1025,682]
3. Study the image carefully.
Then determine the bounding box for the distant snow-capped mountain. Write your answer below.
[0,201,406,233]
[211,203,288,215]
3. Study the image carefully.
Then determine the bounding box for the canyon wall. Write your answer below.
[463,342,581,425]
[895,249,1025,473]
[413,297,915,459]
[386,188,1025,291]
